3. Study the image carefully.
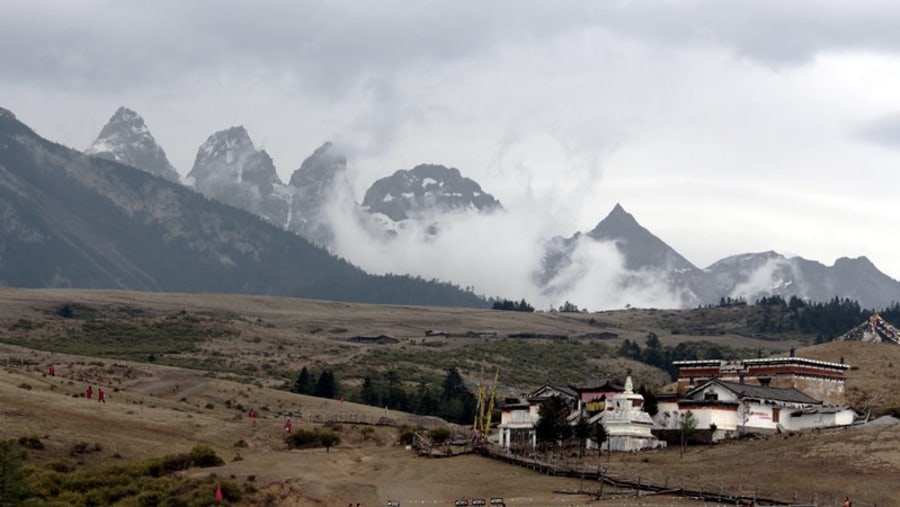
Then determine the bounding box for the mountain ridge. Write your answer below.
[32,105,900,309]
[0,107,486,307]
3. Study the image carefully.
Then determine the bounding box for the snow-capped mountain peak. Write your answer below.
[187,125,288,224]
[361,164,502,222]
[193,126,255,173]
[85,107,180,181]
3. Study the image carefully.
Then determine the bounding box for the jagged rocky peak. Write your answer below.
[186,126,288,225]
[834,256,876,269]
[283,142,353,249]
[85,106,180,181]
[188,125,280,193]
[588,202,642,237]
[288,142,347,190]
[705,251,784,270]
[362,163,502,222]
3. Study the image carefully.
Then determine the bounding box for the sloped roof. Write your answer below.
[838,313,900,344]
[528,384,577,401]
[687,379,821,405]
[570,378,624,391]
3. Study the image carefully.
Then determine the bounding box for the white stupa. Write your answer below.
[589,376,666,451]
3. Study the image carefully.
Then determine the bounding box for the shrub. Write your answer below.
[70,441,92,456]
[285,429,319,449]
[18,435,44,450]
[152,445,223,476]
[318,432,341,453]
[47,459,76,473]
[285,429,341,452]
[396,425,417,445]
[188,445,224,468]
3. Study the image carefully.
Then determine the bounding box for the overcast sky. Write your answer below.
[4,0,900,286]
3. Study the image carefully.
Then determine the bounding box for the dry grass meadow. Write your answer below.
[1,289,899,506]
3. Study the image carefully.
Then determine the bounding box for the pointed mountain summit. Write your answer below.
[362,164,502,222]
[187,126,289,225]
[535,204,714,306]
[288,141,347,190]
[85,107,180,181]
[285,142,354,248]
[587,203,697,273]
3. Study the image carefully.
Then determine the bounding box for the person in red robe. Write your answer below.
[86,386,93,399]
[97,387,106,403]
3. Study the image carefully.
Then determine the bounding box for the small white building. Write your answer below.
[654,379,856,439]
[497,400,535,449]
[497,384,577,450]
[498,379,665,452]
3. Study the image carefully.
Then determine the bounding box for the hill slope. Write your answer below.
[1,288,899,506]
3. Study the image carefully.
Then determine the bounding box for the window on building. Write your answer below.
[704,392,718,401]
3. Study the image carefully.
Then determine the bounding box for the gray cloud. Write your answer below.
[9,1,900,98]
[857,113,900,150]
[2,0,900,289]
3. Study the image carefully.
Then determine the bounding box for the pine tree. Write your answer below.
[292,366,313,394]
[360,376,379,406]
[535,396,572,453]
[314,370,336,399]
[573,416,591,458]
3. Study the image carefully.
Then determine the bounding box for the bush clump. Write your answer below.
[285,429,341,452]
[150,444,224,476]
[18,434,45,450]
[69,441,102,456]
[396,425,418,445]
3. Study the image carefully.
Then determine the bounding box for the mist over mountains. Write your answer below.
[0,106,482,307]
[5,105,899,310]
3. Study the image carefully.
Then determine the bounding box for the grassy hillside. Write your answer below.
[2,289,899,505]
[0,289,809,393]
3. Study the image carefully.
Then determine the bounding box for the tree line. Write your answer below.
[291,366,477,425]
[618,332,730,379]
[753,296,900,341]
[490,298,535,312]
